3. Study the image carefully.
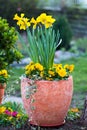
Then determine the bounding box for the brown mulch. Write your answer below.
[0,119,87,130]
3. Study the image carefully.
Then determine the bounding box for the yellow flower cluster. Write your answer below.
[13,13,55,30]
[0,104,28,127]
[25,62,44,77]
[70,108,80,113]
[25,62,74,80]
[64,64,74,72]
[13,13,30,30]
[0,106,21,119]
[0,69,9,83]
[0,69,8,78]
[0,106,6,114]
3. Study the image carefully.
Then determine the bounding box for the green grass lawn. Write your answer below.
[6,55,87,108]
[62,55,87,108]
[62,56,87,93]
[6,67,25,96]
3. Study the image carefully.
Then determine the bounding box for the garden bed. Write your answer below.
[0,119,87,130]
[3,56,87,130]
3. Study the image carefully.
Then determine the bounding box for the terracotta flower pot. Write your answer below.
[0,83,6,104]
[21,76,73,126]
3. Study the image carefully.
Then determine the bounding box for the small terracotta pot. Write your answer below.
[0,83,6,104]
[21,76,73,126]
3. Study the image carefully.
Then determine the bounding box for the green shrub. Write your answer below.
[0,17,23,69]
[53,16,73,50]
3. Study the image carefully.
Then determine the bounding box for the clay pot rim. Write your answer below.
[21,75,72,83]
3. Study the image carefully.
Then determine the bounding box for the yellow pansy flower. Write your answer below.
[8,116,13,121]
[46,77,53,81]
[55,64,63,72]
[8,107,13,112]
[25,64,30,70]
[64,64,69,69]
[69,64,74,72]
[57,69,67,78]
[40,71,44,77]
[0,69,8,77]
[48,70,55,76]
[17,113,21,119]
[30,65,35,71]
[25,70,28,75]
[70,108,79,113]
[35,63,44,71]
[0,106,6,114]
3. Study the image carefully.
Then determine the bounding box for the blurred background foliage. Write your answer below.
[0,0,87,54]
[53,16,73,50]
[0,0,87,26]
[0,0,39,26]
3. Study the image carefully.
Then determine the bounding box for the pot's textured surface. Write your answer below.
[21,76,73,126]
[0,83,6,104]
